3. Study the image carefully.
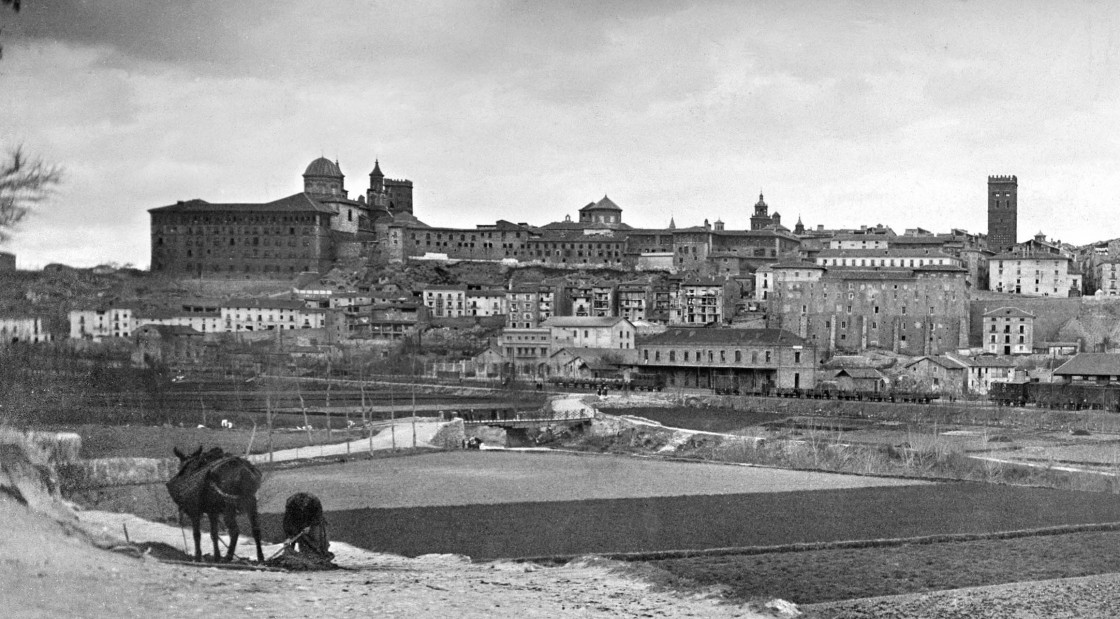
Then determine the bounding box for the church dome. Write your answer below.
[304,157,342,178]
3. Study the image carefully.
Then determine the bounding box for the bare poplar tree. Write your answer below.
[0,147,61,243]
[1,2,62,243]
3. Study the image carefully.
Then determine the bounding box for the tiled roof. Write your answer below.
[817,249,956,258]
[224,298,307,310]
[149,193,336,214]
[543,316,629,328]
[983,307,1035,319]
[890,235,958,245]
[912,264,968,272]
[771,260,825,269]
[967,356,1015,368]
[639,328,806,346]
[423,285,465,291]
[580,195,622,211]
[1054,353,1120,376]
[833,368,886,379]
[712,229,800,239]
[905,355,969,370]
[991,251,1071,261]
[465,289,504,297]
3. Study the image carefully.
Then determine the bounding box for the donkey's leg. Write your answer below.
[190,514,203,562]
[248,500,264,563]
[208,512,222,562]
[224,509,240,562]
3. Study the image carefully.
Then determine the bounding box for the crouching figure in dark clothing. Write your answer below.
[282,492,331,557]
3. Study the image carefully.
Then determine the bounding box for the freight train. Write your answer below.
[547,373,665,391]
[710,374,934,402]
[988,381,1120,411]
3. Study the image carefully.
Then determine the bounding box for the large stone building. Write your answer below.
[1094,259,1120,296]
[982,307,1034,355]
[988,251,1081,297]
[150,157,413,278]
[636,327,817,390]
[987,175,1018,254]
[767,263,970,356]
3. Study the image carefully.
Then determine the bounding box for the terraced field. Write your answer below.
[255,451,1120,561]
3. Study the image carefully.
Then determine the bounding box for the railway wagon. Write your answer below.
[989,381,1030,407]
[628,373,666,391]
[771,387,934,403]
[991,381,1120,411]
[548,373,665,392]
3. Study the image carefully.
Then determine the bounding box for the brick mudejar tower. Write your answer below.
[987,175,1017,254]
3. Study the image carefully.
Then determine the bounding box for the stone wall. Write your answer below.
[431,419,466,449]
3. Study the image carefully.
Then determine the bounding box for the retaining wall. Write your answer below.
[705,394,1120,433]
[431,418,467,449]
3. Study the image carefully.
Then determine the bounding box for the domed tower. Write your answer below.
[750,193,771,230]
[303,157,345,198]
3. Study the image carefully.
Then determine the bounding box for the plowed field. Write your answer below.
[254,452,1120,560]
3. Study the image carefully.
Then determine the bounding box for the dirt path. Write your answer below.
[246,418,445,464]
[2,500,796,618]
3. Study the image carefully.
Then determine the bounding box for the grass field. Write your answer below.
[50,422,371,459]
[652,530,1120,605]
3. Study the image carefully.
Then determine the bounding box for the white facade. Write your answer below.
[671,282,726,325]
[966,363,1016,395]
[816,252,960,269]
[1096,261,1120,296]
[543,316,636,350]
[0,316,51,344]
[69,308,135,340]
[828,237,891,250]
[989,254,1081,297]
[466,291,507,317]
[423,287,466,318]
[220,300,326,332]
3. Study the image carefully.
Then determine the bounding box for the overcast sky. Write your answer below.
[2,1,1118,268]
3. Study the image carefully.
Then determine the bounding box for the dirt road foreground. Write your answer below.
[2,498,801,618]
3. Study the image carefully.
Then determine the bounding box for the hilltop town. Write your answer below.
[3,156,1120,396]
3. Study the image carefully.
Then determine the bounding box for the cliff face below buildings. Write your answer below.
[969,295,1120,350]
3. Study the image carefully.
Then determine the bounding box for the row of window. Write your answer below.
[177,263,316,274]
[157,225,319,236]
[156,215,321,225]
[641,348,801,364]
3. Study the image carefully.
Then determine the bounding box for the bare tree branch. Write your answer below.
[0,147,62,243]
[0,0,20,61]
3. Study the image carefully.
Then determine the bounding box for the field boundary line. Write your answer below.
[514,521,1120,564]
[513,444,978,485]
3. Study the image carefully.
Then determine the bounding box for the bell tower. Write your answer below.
[987,175,1017,254]
[750,193,771,230]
